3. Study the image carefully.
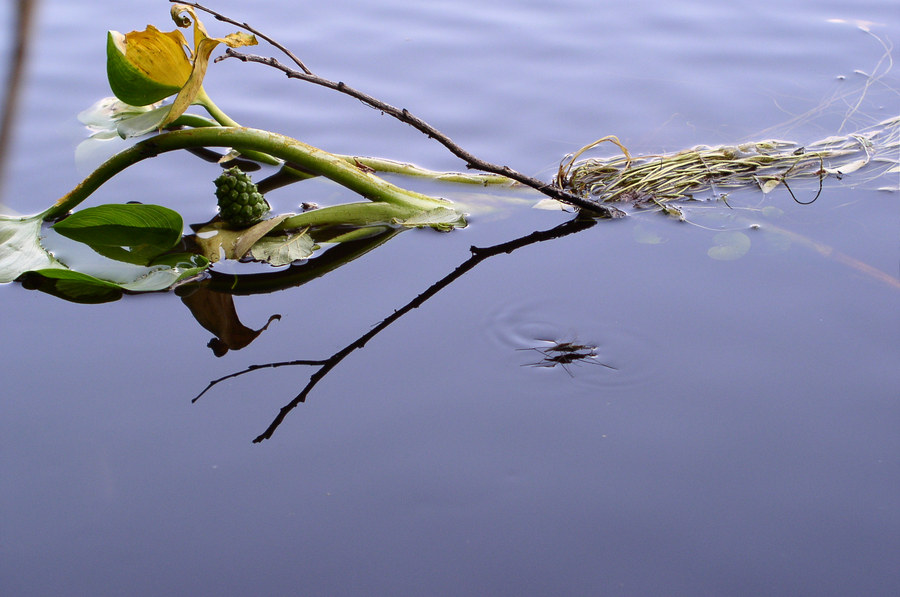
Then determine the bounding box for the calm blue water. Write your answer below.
[2,0,899,595]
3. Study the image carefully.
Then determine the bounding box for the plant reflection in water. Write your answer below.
[189,214,608,442]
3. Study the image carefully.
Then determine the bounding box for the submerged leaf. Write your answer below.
[632,222,667,245]
[249,231,317,266]
[707,231,752,261]
[401,206,467,231]
[78,96,161,129]
[113,104,174,138]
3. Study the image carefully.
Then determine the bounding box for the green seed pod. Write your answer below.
[214,166,270,226]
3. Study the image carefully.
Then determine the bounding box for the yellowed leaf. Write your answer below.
[106,26,192,106]
[759,178,780,194]
[194,215,289,262]
[160,32,257,129]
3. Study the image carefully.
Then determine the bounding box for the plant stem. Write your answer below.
[195,87,239,127]
[274,202,417,231]
[191,88,280,166]
[44,127,451,221]
[169,113,514,186]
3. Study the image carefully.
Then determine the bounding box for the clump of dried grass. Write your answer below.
[557,115,899,206]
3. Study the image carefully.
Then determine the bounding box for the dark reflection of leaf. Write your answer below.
[180,286,281,356]
[17,253,210,303]
[185,226,402,296]
[18,269,124,304]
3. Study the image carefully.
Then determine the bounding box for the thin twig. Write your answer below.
[193,358,328,402]
[171,0,312,74]
[169,1,623,218]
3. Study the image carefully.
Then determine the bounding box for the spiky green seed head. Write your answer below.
[214,166,270,227]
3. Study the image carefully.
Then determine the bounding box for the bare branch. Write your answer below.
[169,0,624,218]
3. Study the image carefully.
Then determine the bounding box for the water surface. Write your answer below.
[2,1,898,595]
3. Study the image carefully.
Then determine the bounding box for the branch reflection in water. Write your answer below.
[188,215,601,442]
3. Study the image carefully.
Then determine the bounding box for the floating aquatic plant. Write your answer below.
[1,1,897,305]
[558,115,900,206]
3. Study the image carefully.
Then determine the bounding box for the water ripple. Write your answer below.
[483,298,663,391]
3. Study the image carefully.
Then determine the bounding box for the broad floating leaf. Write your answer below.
[0,214,64,283]
[53,204,184,265]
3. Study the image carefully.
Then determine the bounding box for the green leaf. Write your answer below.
[53,204,184,265]
[0,214,64,283]
[707,231,752,261]
[249,231,317,266]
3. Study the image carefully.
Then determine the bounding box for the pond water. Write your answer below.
[2,0,899,595]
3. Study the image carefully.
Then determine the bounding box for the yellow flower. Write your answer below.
[105,4,256,130]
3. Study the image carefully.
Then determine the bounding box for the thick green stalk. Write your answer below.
[44,126,451,221]
[169,113,512,185]
[274,202,417,231]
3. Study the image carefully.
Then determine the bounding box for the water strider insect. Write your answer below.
[518,339,617,377]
